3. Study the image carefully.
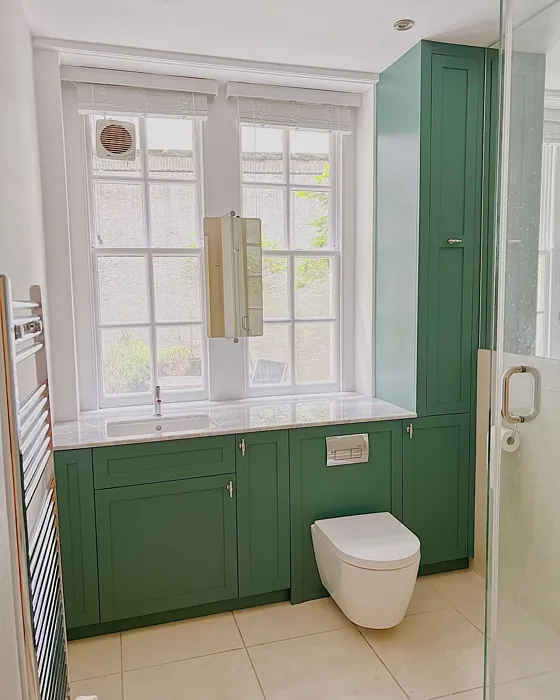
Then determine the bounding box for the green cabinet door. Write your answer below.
[418,45,485,416]
[237,430,290,597]
[96,475,238,622]
[54,449,100,629]
[403,414,470,566]
[290,421,403,603]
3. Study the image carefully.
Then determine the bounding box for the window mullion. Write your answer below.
[289,252,296,388]
[139,119,159,398]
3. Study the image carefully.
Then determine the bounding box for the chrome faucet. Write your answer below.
[154,385,162,417]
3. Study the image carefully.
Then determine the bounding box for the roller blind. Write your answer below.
[227,83,359,133]
[75,83,210,118]
[62,68,218,118]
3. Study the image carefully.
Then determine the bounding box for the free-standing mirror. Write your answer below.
[204,214,264,339]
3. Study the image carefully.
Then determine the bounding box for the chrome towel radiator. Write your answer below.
[0,275,68,700]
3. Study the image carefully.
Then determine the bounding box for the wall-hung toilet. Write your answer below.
[312,512,420,629]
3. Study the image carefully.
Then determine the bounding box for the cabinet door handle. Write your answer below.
[239,438,246,456]
[447,238,463,245]
[227,480,233,498]
[406,423,414,439]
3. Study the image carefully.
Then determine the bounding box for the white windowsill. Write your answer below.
[53,392,415,450]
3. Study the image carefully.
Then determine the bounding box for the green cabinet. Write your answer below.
[403,414,471,566]
[96,475,238,622]
[236,430,290,597]
[93,435,236,489]
[376,41,486,417]
[290,421,403,603]
[54,449,99,629]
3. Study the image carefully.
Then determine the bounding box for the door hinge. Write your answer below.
[227,480,233,498]
[406,423,414,439]
[239,438,246,456]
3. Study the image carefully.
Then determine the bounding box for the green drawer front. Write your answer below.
[93,435,236,489]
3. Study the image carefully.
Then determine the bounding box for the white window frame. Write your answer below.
[84,113,209,408]
[241,128,344,397]
[62,81,357,410]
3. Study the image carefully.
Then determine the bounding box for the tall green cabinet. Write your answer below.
[375,41,498,565]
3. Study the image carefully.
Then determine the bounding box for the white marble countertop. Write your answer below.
[53,393,416,451]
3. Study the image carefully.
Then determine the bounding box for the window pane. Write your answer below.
[97,257,148,324]
[243,187,285,249]
[150,184,198,248]
[102,328,151,396]
[157,326,203,391]
[94,182,145,247]
[263,257,289,319]
[290,130,330,186]
[241,126,284,183]
[153,256,201,322]
[91,116,141,177]
[295,322,334,383]
[294,257,334,318]
[249,324,290,386]
[291,190,330,250]
[147,117,194,179]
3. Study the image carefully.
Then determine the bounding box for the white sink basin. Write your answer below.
[106,414,217,439]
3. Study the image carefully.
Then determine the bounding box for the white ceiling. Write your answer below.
[23,0,503,73]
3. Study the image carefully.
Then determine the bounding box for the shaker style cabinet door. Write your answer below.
[236,430,290,597]
[403,414,470,566]
[95,475,238,622]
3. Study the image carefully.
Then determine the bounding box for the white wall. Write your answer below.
[0,0,46,698]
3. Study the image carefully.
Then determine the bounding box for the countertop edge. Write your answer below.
[53,409,417,452]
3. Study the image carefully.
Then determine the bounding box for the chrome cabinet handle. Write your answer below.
[447,239,463,245]
[501,365,541,423]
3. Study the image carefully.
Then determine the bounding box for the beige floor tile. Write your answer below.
[494,600,560,678]
[68,634,122,682]
[234,598,351,647]
[495,677,555,700]
[70,673,123,700]
[457,602,485,632]
[430,570,486,608]
[361,608,484,700]
[248,627,407,700]
[123,648,263,700]
[444,690,483,700]
[531,670,560,698]
[406,576,452,616]
[121,612,243,671]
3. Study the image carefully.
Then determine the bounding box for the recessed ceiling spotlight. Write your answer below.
[393,18,415,31]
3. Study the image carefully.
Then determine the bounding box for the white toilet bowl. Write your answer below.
[312,512,420,629]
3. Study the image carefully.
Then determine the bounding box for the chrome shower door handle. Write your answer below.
[501,365,541,423]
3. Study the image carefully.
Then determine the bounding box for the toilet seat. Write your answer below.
[314,512,420,571]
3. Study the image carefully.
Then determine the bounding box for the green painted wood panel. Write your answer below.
[96,475,238,622]
[236,430,290,597]
[54,450,100,629]
[420,46,485,416]
[375,43,422,414]
[403,414,470,566]
[93,435,236,489]
[480,48,500,352]
[290,421,403,603]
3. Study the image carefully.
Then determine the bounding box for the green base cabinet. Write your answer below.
[96,475,238,622]
[290,421,403,603]
[403,414,471,566]
[55,450,100,629]
[237,430,290,597]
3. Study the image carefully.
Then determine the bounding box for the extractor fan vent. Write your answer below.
[96,119,136,161]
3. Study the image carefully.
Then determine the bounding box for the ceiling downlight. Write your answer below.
[393,19,415,31]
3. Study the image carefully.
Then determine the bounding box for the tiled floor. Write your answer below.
[67,570,560,700]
